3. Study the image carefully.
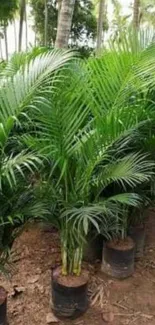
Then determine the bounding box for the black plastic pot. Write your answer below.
[0,287,7,325]
[83,235,104,263]
[129,225,145,259]
[101,237,135,279]
[52,267,89,319]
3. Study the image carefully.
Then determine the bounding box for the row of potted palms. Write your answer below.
[0,31,155,320]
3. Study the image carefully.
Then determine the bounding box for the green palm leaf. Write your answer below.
[1,152,41,188]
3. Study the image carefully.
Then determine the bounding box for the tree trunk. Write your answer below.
[133,0,140,29]
[96,0,105,53]
[57,0,62,22]
[18,0,26,52]
[25,3,28,50]
[44,0,48,46]
[13,19,17,52]
[55,0,76,48]
[4,24,8,60]
[0,38,3,60]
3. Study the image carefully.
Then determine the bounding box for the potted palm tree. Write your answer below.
[23,66,155,319]
[10,31,155,315]
[100,167,154,276]
[0,49,78,322]
[101,206,136,278]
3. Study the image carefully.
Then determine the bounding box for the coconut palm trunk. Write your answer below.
[96,0,106,53]
[57,0,62,23]
[25,3,28,50]
[55,0,76,48]
[44,0,48,46]
[13,19,17,52]
[133,0,140,29]
[18,0,26,52]
[3,24,8,60]
[0,38,3,60]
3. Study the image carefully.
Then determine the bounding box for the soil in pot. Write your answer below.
[129,225,145,259]
[101,236,135,279]
[0,287,7,325]
[83,234,104,263]
[52,267,89,319]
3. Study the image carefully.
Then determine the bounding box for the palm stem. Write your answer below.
[62,247,67,275]
[73,247,80,275]
[77,246,83,276]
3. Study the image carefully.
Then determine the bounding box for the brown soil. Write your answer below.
[53,266,89,287]
[107,236,134,250]
[1,209,155,325]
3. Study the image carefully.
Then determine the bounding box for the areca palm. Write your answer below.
[0,48,75,228]
[22,33,155,275]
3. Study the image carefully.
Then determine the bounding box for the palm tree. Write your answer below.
[0,0,18,58]
[0,50,74,249]
[96,0,106,53]
[0,49,77,254]
[21,32,155,275]
[19,0,26,51]
[55,0,76,48]
[133,0,140,29]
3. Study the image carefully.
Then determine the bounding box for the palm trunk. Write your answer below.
[133,0,140,29]
[55,0,76,48]
[25,4,28,50]
[18,0,26,52]
[44,0,48,46]
[0,38,3,60]
[96,0,105,53]
[4,24,8,60]
[57,0,62,22]
[13,19,17,52]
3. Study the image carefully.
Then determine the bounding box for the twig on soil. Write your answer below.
[128,316,140,325]
[140,313,154,320]
[114,311,154,320]
[89,276,108,308]
[114,313,138,317]
[113,302,129,310]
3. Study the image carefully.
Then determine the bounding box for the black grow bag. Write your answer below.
[52,269,89,319]
[83,234,104,263]
[129,226,145,259]
[101,237,135,279]
[0,287,7,325]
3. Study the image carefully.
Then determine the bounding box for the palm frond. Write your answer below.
[92,153,154,199]
[0,49,76,125]
[1,152,42,188]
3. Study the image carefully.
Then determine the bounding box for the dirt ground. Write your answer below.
[1,209,155,325]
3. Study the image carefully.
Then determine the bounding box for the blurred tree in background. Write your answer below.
[0,0,18,59]
[30,0,97,51]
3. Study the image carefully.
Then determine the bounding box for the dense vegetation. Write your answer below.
[0,30,155,276]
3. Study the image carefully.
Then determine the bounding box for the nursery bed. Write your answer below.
[1,208,155,325]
